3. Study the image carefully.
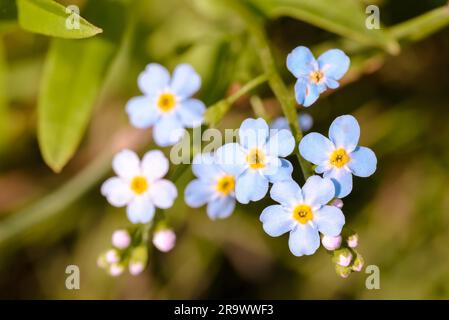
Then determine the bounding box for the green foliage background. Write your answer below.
[1,0,449,299]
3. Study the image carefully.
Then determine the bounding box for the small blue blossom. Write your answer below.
[185,153,237,220]
[126,63,206,147]
[216,118,295,204]
[299,115,377,198]
[260,176,345,257]
[287,46,350,107]
[270,113,313,132]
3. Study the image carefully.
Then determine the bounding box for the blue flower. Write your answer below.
[126,63,206,147]
[270,113,313,132]
[216,118,295,204]
[260,176,345,257]
[185,153,237,220]
[287,46,350,107]
[299,115,377,198]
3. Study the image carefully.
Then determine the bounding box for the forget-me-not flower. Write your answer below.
[260,176,345,256]
[299,115,377,198]
[185,153,237,220]
[216,118,295,204]
[101,149,177,223]
[287,46,350,107]
[126,63,206,147]
[270,113,314,132]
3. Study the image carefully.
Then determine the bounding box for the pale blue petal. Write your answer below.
[170,63,201,98]
[138,63,170,97]
[216,143,247,177]
[299,113,313,132]
[270,180,303,207]
[270,117,289,131]
[299,132,334,165]
[329,115,360,152]
[185,179,214,207]
[101,177,133,207]
[260,156,281,177]
[266,159,293,183]
[260,205,295,237]
[126,196,155,224]
[317,49,350,81]
[192,153,222,180]
[314,205,345,237]
[152,115,185,147]
[177,98,205,128]
[288,224,320,256]
[265,129,295,157]
[324,168,353,198]
[302,175,335,208]
[125,96,159,129]
[148,179,177,209]
[239,118,269,149]
[325,78,339,89]
[207,196,235,220]
[348,146,377,177]
[294,79,321,107]
[286,46,316,78]
[235,170,269,204]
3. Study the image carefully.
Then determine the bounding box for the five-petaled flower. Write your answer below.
[101,149,177,223]
[287,46,350,107]
[185,153,237,220]
[260,176,345,256]
[216,118,295,204]
[299,115,377,198]
[126,63,206,147]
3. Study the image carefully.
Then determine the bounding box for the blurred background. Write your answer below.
[1,0,449,299]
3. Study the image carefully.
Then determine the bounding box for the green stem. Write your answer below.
[228,0,314,180]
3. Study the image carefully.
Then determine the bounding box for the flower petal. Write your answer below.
[286,46,316,78]
[265,129,295,157]
[328,115,360,152]
[299,132,334,165]
[125,96,159,129]
[348,146,377,177]
[148,179,177,209]
[270,180,303,207]
[185,179,214,208]
[101,177,133,207]
[299,113,313,132]
[302,175,335,208]
[216,143,246,177]
[235,170,269,204]
[294,79,321,107]
[270,117,289,131]
[260,205,295,237]
[317,49,350,81]
[112,149,141,179]
[152,115,185,147]
[192,153,222,180]
[288,224,320,256]
[126,196,155,224]
[177,98,205,128]
[324,168,353,198]
[266,159,293,183]
[314,205,345,237]
[239,118,269,149]
[207,196,235,220]
[141,150,169,182]
[138,63,170,97]
[170,63,201,98]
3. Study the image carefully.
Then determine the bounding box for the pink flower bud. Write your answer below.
[322,235,342,251]
[112,229,131,249]
[105,249,119,264]
[109,264,124,277]
[331,199,344,208]
[337,251,353,267]
[347,234,359,248]
[129,262,145,276]
[153,229,176,252]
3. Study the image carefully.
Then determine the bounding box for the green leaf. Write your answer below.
[17,0,102,39]
[0,37,9,152]
[249,0,400,54]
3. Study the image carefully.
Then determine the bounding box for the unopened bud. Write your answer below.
[129,262,145,276]
[109,263,124,277]
[105,249,120,264]
[333,248,353,267]
[153,229,176,252]
[335,264,352,278]
[129,245,148,275]
[97,254,108,269]
[351,253,365,272]
[112,229,131,249]
[347,233,359,248]
[322,235,342,251]
[331,199,344,209]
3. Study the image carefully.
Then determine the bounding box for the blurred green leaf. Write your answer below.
[17,0,102,39]
[250,0,400,54]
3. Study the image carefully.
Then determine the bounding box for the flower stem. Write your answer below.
[228,0,314,180]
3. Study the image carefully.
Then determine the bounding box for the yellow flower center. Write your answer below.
[215,175,235,196]
[246,148,266,169]
[157,92,176,112]
[309,70,324,84]
[330,148,350,168]
[130,176,149,195]
[292,204,314,224]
